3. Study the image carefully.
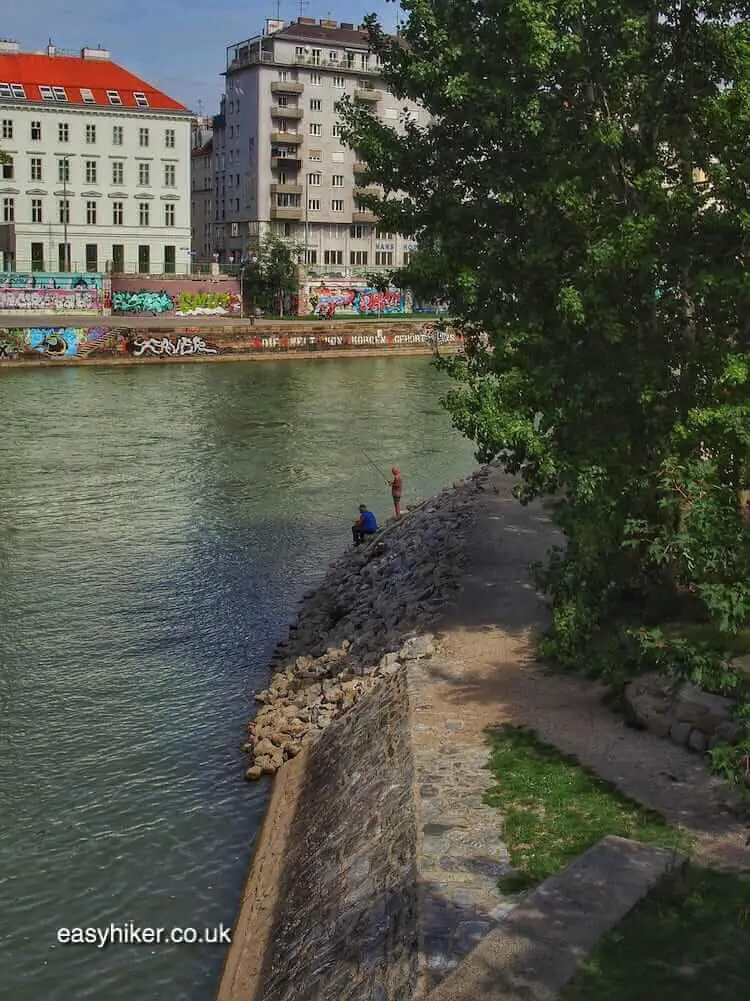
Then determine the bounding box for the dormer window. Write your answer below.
[52,86,68,101]
[133,92,149,107]
[80,88,95,103]
[39,85,54,100]
[106,90,122,105]
[8,83,25,98]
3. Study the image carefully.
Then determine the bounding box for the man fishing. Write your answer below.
[389,467,402,517]
[352,504,378,545]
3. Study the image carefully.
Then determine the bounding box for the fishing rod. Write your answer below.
[361,448,390,484]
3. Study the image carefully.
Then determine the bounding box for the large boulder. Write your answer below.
[674,684,734,731]
[624,673,674,737]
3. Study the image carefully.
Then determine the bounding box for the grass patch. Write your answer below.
[484,725,688,891]
[560,866,750,1001]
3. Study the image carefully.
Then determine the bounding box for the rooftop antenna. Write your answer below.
[298,0,309,17]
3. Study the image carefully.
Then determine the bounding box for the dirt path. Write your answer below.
[412,467,749,875]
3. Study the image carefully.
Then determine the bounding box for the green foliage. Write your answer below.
[243,235,301,315]
[339,0,750,771]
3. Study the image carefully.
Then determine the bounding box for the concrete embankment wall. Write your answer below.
[219,673,419,1001]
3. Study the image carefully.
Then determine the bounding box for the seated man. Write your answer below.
[352,504,378,545]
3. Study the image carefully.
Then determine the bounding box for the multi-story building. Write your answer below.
[0,41,193,274]
[215,17,421,273]
[191,116,214,261]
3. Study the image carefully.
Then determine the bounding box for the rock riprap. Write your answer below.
[243,467,492,779]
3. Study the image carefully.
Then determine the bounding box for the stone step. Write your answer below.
[424,836,686,1001]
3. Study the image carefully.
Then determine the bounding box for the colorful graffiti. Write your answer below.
[0,273,106,313]
[0,326,129,359]
[307,286,405,317]
[112,289,241,316]
[129,336,218,357]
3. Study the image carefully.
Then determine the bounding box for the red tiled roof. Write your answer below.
[0,52,188,112]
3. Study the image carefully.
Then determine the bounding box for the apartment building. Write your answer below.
[0,41,193,274]
[213,17,420,272]
[191,116,214,260]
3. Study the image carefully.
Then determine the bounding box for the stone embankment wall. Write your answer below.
[625,673,744,753]
[218,471,490,1001]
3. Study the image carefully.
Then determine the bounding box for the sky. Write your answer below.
[3,0,397,113]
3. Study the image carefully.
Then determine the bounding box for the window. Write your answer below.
[138,245,150,273]
[307,172,321,186]
[311,48,322,65]
[81,88,95,103]
[30,157,42,181]
[1,119,12,139]
[59,199,70,224]
[164,164,176,187]
[332,174,344,187]
[375,251,394,266]
[360,54,369,69]
[332,123,341,138]
[31,198,43,223]
[58,159,70,183]
[164,203,175,227]
[113,125,124,145]
[86,200,97,224]
[58,122,69,142]
[333,75,345,88]
[310,72,321,86]
[350,250,368,265]
[40,85,54,101]
[58,243,71,271]
[112,201,124,225]
[324,250,343,265]
[331,199,344,212]
[31,242,44,271]
[139,127,149,147]
[85,160,97,184]
[308,150,322,161]
[309,98,322,111]
[85,123,96,143]
[53,86,67,101]
[350,224,364,239]
[138,163,150,185]
[164,245,176,274]
[2,197,13,222]
[307,198,320,211]
[30,120,41,140]
[165,128,176,149]
[230,222,239,236]
[328,51,339,62]
[139,202,150,226]
[112,244,124,272]
[295,46,305,57]
[0,83,25,99]
[112,161,124,185]
[85,244,98,272]
[0,154,12,180]
[309,122,322,136]
[106,90,122,105]
[134,92,149,107]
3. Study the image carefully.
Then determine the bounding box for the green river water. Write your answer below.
[0,357,477,1001]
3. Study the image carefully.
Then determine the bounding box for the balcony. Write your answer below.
[352,161,369,175]
[270,183,303,196]
[270,131,303,145]
[270,206,303,220]
[271,105,303,120]
[270,80,304,95]
[352,210,377,224]
[354,185,379,198]
[354,87,382,102]
[271,155,302,170]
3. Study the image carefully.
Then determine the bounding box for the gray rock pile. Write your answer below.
[242,466,492,779]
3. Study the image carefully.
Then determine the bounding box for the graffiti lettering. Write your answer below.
[113,291,175,315]
[176,291,240,316]
[349,333,388,346]
[0,272,99,291]
[0,340,13,359]
[0,288,101,312]
[307,286,405,317]
[130,336,218,357]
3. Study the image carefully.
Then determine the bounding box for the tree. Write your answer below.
[243,235,302,316]
[339,3,750,695]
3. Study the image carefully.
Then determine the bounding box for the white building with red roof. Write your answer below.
[0,40,194,275]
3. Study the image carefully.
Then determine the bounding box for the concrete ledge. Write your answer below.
[424,836,686,1001]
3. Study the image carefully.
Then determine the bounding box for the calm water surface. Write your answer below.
[0,358,476,1001]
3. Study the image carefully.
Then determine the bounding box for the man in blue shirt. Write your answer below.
[352,504,378,545]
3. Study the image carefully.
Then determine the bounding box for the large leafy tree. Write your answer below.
[243,235,301,316]
[340,3,750,685]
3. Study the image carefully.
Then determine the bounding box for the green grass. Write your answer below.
[484,725,688,891]
[560,867,750,1001]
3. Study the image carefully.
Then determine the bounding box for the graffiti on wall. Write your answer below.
[112,289,241,316]
[0,326,129,358]
[306,286,405,318]
[129,336,218,357]
[0,273,105,313]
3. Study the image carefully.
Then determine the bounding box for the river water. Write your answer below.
[0,358,476,1001]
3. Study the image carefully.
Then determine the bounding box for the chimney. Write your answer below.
[0,39,20,54]
[298,17,316,24]
[81,47,111,60]
[320,19,338,28]
[47,43,56,56]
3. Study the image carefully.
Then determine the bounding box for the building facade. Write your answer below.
[0,41,193,275]
[211,17,420,273]
[190,116,214,261]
